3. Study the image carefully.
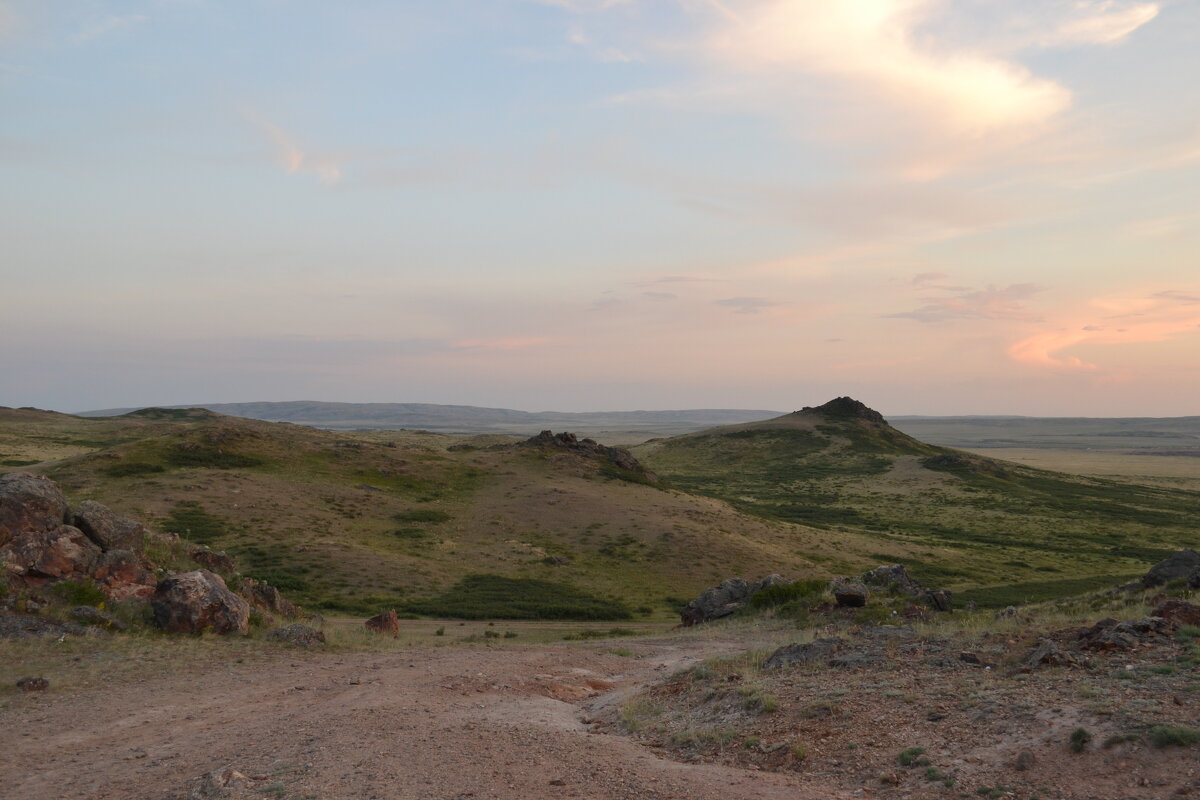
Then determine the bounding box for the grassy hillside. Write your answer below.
[634,398,1200,594]
[2,406,896,616]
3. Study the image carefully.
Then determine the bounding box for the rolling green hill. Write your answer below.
[633,397,1200,595]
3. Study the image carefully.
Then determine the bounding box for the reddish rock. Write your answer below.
[93,549,157,601]
[16,676,49,692]
[365,609,400,637]
[151,570,250,635]
[1153,599,1200,626]
[0,473,70,549]
[190,548,237,574]
[240,578,298,618]
[1,525,101,584]
[73,500,146,553]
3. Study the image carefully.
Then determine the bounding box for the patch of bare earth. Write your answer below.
[0,636,854,800]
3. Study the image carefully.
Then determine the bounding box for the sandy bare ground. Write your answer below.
[0,638,850,800]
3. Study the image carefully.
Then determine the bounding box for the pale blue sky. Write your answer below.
[2,1,1199,415]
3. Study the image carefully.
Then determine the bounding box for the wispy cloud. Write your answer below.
[243,111,342,184]
[888,283,1043,323]
[1008,288,1200,369]
[715,296,778,314]
[71,14,148,44]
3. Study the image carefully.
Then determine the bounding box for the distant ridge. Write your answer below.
[76,401,784,435]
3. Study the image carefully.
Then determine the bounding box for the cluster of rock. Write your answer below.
[1,473,310,642]
[519,431,659,482]
[1,473,157,602]
[1023,598,1198,671]
[679,575,785,626]
[830,564,953,612]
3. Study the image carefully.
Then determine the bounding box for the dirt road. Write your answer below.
[1,639,846,800]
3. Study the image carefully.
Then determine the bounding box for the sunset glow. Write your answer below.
[1,0,1197,415]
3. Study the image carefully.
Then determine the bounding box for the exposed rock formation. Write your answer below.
[191,548,237,574]
[365,609,400,636]
[763,638,842,669]
[679,575,785,626]
[151,570,250,635]
[0,475,157,600]
[240,578,298,618]
[859,564,924,597]
[519,431,658,482]
[0,473,70,548]
[1153,599,1200,626]
[800,396,886,424]
[73,500,146,552]
[1141,549,1200,589]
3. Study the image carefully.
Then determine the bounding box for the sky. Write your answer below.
[1,0,1198,416]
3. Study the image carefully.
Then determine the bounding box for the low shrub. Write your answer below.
[1070,727,1093,753]
[52,579,106,607]
[404,574,632,620]
[1149,726,1200,748]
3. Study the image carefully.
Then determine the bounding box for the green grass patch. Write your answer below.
[101,462,165,477]
[404,574,632,620]
[162,501,231,545]
[954,574,1140,608]
[393,509,453,524]
[1149,726,1200,748]
[165,446,263,470]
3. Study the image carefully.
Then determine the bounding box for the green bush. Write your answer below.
[101,462,165,477]
[163,502,230,544]
[393,509,453,524]
[897,747,926,767]
[1149,726,1200,748]
[748,578,827,610]
[1070,727,1093,753]
[53,580,106,607]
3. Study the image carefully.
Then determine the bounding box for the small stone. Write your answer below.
[1015,750,1035,771]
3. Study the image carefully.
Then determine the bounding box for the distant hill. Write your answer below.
[634,397,1199,591]
[77,401,783,437]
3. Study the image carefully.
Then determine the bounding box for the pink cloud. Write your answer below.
[1008,288,1200,369]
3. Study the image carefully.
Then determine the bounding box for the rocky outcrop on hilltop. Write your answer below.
[799,396,887,425]
[520,431,659,482]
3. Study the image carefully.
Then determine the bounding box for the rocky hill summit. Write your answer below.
[797,396,887,425]
[519,430,659,483]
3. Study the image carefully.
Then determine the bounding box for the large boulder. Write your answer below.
[151,570,249,635]
[1,525,101,584]
[679,575,785,626]
[72,500,146,553]
[0,473,71,549]
[191,548,237,574]
[829,578,869,607]
[364,609,400,636]
[1141,550,1200,589]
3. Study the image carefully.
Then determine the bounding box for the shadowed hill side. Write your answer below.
[634,397,1200,596]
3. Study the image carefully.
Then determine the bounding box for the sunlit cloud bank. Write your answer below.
[1008,288,1200,370]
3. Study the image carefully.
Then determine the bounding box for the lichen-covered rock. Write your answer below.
[1153,599,1200,626]
[72,500,146,553]
[240,578,298,618]
[679,575,785,626]
[151,570,249,635]
[0,473,71,549]
[1141,549,1200,589]
[92,549,156,601]
[763,637,842,669]
[829,578,869,608]
[1,525,101,583]
[859,564,924,597]
[364,608,400,636]
[1024,638,1080,669]
[1078,616,1170,651]
[266,623,325,647]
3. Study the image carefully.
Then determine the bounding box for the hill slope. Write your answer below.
[76,401,783,437]
[1,406,900,615]
[634,397,1200,600]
